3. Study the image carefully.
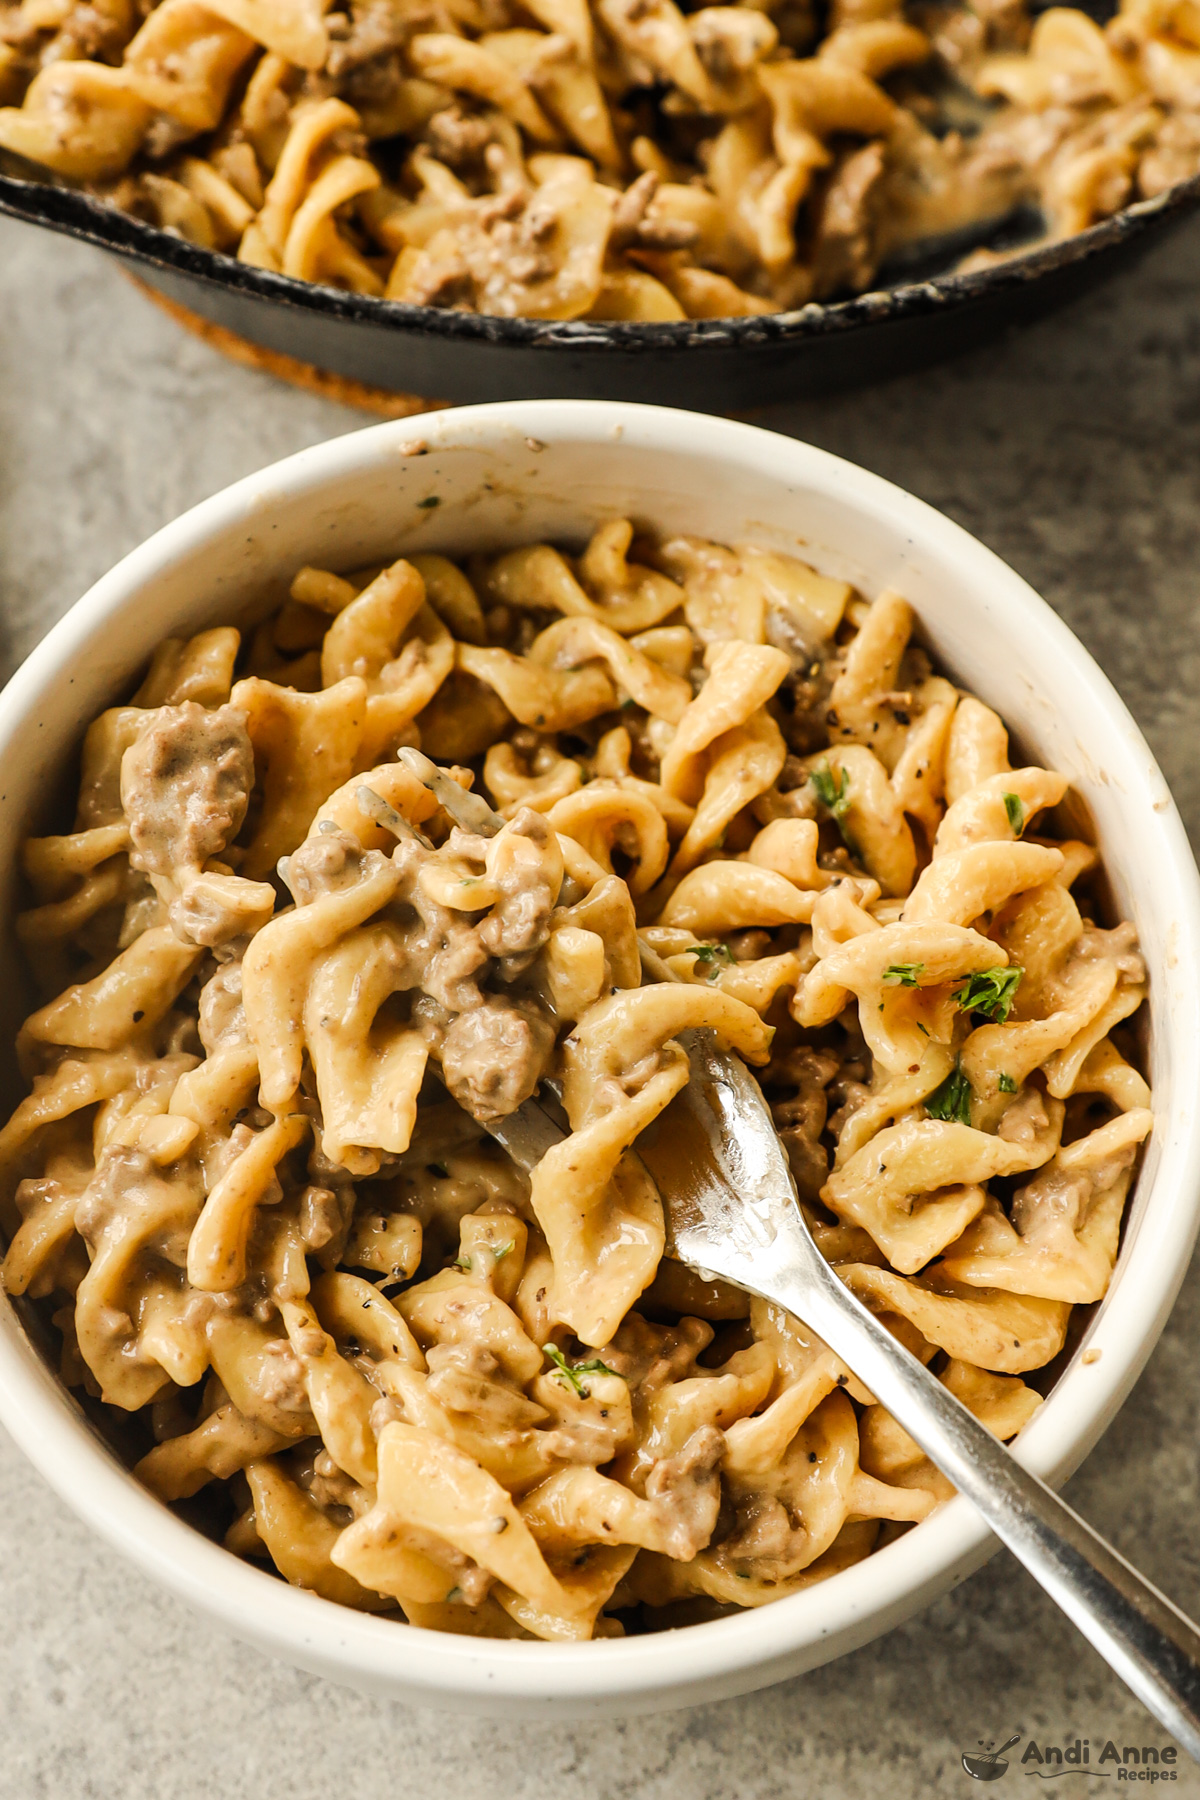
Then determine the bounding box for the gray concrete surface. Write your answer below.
[2,209,1200,1799]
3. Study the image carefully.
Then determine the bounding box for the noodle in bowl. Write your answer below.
[0,399,1196,1717]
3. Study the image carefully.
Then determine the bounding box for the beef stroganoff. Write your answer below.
[1,0,1200,320]
[0,523,1151,1639]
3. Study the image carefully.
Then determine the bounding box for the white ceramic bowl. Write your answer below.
[1,400,1197,1720]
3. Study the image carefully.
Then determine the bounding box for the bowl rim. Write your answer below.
[1,160,1199,353]
[1,397,1198,1713]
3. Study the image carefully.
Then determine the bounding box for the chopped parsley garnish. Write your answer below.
[417,495,441,509]
[811,762,851,820]
[882,963,924,987]
[810,761,858,854]
[544,1344,621,1397]
[998,1072,1018,1094]
[428,1162,449,1178]
[955,966,1023,1023]
[454,1241,513,1273]
[691,942,734,979]
[925,1060,974,1126]
[1003,791,1025,835]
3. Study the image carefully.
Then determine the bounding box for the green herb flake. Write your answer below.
[417,495,441,510]
[429,1162,449,1178]
[455,1240,513,1273]
[925,1060,974,1126]
[882,963,924,988]
[955,965,1023,1023]
[574,1357,622,1380]
[1003,791,1026,835]
[691,942,734,980]
[998,1072,1018,1094]
[810,761,851,821]
[810,761,859,855]
[544,1344,621,1398]
[544,1344,587,1395]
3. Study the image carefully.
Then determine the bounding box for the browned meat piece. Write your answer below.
[997,1086,1050,1149]
[303,1447,364,1512]
[60,1,127,55]
[1139,113,1200,197]
[643,1423,725,1559]
[425,1342,549,1426]
[324,0,410,76]
[120,702,253,877]
[439,997,555,1123]
[1070,920,1146,984]
[284,825,375,901]
[422,105,495,168]
[477,808,560,960]
[718,1491,814,1580]
[168,869,276,947]
[1011,1139,1139,1246]
[298,1184,347,1251]
[728,928,772,962]
[75,1145,202,1278]
[770,1047,841,1203]
[197,958,247,1051]
[809,142,888,299]
[598,1314,714,1389]
[1,0,131,56]
[975,0,1030,44]
[257,1338,312,1416]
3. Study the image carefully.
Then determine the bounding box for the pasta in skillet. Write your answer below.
[1,0,1199,320]
[0,518,1150,1639]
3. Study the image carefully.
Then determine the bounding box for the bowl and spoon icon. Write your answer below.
[962,1734,1022,1780]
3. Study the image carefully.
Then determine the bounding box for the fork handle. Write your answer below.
[770,1256,1200,1762]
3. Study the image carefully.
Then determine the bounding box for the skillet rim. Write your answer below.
[2,156,1199,355]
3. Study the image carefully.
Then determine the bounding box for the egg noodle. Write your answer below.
[2,0,1199,320]
[0,522,1150,1639]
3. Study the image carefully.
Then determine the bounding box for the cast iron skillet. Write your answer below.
[3,121,1198,408]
